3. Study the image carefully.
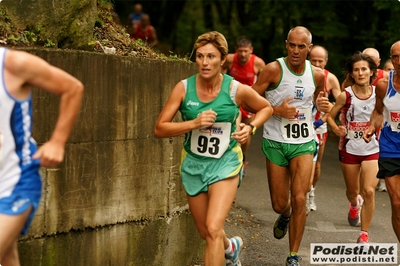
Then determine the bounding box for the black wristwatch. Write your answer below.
[247,124,257,135]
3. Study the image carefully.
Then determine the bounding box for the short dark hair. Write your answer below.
[235,36,252,48]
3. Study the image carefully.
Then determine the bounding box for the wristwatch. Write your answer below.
[247,124,257,135]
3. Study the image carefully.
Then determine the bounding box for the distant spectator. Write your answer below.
[131,14,158,47]
[126,3,144,30]
[383,58,394,72]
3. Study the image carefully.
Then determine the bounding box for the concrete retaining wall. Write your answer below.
[17,49,203,266]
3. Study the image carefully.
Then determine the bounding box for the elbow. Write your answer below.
[154,128,161,138]
[73,80,84,98]
[154,126,164,138]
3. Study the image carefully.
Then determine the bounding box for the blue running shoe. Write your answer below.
[286,253,301,266]
[225,236,243,266]
[273,214,290,239]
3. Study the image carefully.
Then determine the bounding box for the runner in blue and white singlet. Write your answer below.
[0,47,83,264]
[378,70,400,158]
[364,41,400,242]
[0,48,42,234]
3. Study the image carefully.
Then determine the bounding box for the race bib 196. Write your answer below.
[190,122,231,158]
[347,121,369,139]
[281,108,312,141]
[389,111,400,132]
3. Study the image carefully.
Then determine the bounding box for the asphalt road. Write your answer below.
[223,130,400,266]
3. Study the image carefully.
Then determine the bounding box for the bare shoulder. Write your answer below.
[254,56,265,74]
[4,49,48,78]
[327,71,339,82]
[262,60,280,76]
[225,53,234,64]
[222,53,234,72]
[383,70,389,80]
[252,61,281,94]
[5,50,32,71]
[255,56,266,68]
[311,65,324,80]
[375,78,388,99]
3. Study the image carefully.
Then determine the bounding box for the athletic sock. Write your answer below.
[225,239,234,257]
[289,251,299,257]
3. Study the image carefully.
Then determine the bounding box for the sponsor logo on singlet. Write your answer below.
[187,100,199,106]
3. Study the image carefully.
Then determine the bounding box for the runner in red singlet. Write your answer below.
[222,36,265,170]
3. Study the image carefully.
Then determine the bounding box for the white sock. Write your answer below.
[225,239,233,256]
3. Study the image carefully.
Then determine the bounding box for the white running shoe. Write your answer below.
[309,187,317,211]
[378,179,387,192]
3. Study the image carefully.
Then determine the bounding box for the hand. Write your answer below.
[195,109,217,129]
[279,97,297,118]
[363,126,375,143]
[334,125,347,137]
[232,123,251,144]
[32,141,65,167]
[316,91,331,113]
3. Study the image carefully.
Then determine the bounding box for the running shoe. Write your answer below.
[286,253,301,266]
[357,232,369,244]
[273,215,290,239]
[378,179,387,192]
[225,236,243,266]
[348,195,363,227]
[309,187,317,211]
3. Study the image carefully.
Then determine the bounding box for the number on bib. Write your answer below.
[191,122,231,158]
[281,109,312,141]
[347,121,369,139]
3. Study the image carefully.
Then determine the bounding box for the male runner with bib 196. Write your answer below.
[252,26,329,266]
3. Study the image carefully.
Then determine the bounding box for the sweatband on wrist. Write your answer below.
[313,119,324,128]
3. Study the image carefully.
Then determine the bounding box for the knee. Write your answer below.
[272,200,289,214]
[205,222,224,241]
[291,193,306,212]
[361,188,375,202]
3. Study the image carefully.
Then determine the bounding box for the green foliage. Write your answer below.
[44,39,56,48]
[23,30,37,43]
[167,0,400,78]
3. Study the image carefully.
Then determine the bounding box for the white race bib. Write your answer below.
[389,111,400,132]
[190,122,231,158]
[281,108,312,141]
[347,121,369,139]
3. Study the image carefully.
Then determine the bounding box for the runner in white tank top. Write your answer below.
[252,26,329,266]
[0,47,83,264]
[263,57,315,144]
[327,52,379,244]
